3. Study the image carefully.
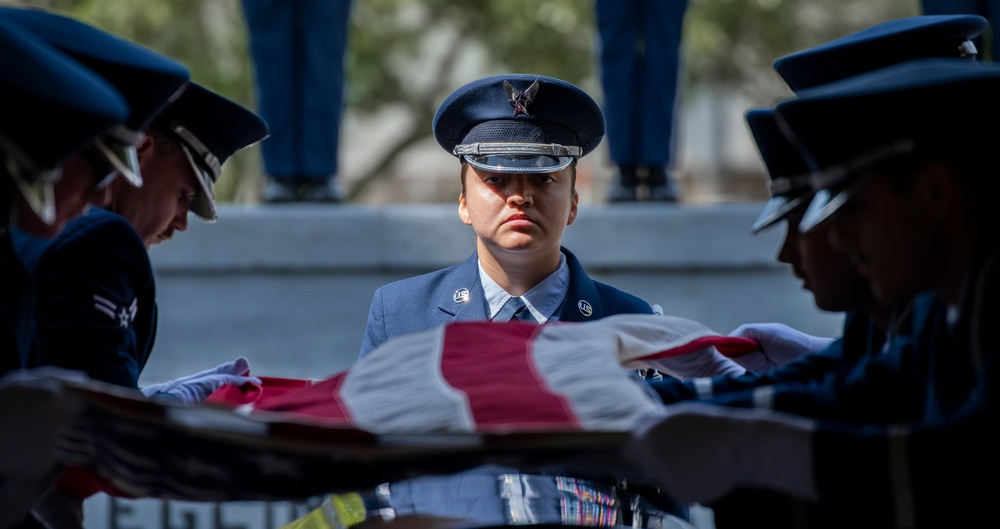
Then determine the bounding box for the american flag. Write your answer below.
[46,314,757,502]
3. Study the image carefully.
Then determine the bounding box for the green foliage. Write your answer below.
[343,0,597,199]
[684,0,920,101]
[347,0,595,112]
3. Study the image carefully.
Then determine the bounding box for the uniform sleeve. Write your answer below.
[358,287,387,360]
[811,409,991,527]
[709,410,992,528]
[646,340,848,405]
[703,335,926,423]
[31,219,151,388]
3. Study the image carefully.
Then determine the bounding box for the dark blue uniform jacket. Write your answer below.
[359,247,653,359]
[1,230,36,376]
[712,248,999,528]
[14,208,156,388]
[649,310,887,407]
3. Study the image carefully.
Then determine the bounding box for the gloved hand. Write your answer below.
[610,314,750,379]
[646,345,748,379]
[624,402,819,505]
[727,323,835,372]
[140,357,261,405]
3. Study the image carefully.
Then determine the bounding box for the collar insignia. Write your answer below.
[453,288,471,304]
[578,299,593,317]
[504,79,539,117]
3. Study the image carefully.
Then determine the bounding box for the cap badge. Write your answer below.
[578,300,593,317]
[504,79,539,117]
[453,288,471,304]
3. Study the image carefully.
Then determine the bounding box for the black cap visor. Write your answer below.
[751,194,807,234]
[93,134,142,187]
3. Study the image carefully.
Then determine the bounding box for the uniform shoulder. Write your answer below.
[53,209,141,247]
[374,263,466,297]
[17,209,145,272]
[592,281,655,314]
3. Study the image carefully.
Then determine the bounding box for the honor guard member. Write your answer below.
[0,6,191,238]
[771,14,986,92]
[650,108,891,405]
[2,3,187,379]
[648,13,987,400]
[0,15,130,526]
[724,13,987,365]
[14,82,267,524]
[359,74,655,359]
[1,13,128,373]
[351,74,689,528]
[628,58,1000,529]
[634,17,989,527]
[16,81,267,396]
[1,15,130,378]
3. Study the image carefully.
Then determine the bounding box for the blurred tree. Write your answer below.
[3,0,919,203]
[684,0,920,103]
[343,0,596,200]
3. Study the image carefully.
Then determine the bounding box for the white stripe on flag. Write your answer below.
[532,323,664,431]
[343,325,475,434]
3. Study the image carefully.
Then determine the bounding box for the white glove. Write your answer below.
[624,402,818,505]
[140,357,261,405]
[648,345,748,379]
[727,323,834,372]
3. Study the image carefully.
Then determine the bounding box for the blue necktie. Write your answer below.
[495,296,533,322]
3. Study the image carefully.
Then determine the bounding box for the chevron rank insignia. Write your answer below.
[94,294,138,327]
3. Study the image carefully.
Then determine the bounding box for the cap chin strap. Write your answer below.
[169,121,220,223]
[453,142,582,157]
[93,136,142,187]
[168,122,221,182]
[0,131,59,225]
[958,40,978,58]
[768,173,812,196]
[104,124,145,147]
[811,139,917,191]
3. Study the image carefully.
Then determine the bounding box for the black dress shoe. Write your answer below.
[646,166,680,202]
[299,181,342,203]
[607,164,639,203]
[648,181,679,202]
[608,182,639,202]
[261,181,299,203]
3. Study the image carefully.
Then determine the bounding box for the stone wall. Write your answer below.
[141,202,843,383]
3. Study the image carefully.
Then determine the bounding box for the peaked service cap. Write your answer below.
[774,15,987,92]
[745,108,813,233]
[0,6,190,187]
[151,83,269,222]
[433,74,605,173]
[0,15,128,224]
[775,58,1000,231]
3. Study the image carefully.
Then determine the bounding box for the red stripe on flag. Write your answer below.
[247,373,354,426]
[440,322,580,431]
[636,335,760,360]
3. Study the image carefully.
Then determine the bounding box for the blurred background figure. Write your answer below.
[921,1,999,60]
[597,0,688,203]
[242,0,355,203]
